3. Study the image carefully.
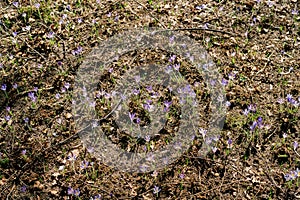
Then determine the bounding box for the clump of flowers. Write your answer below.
[249,116,264,132]
[68,187,80,197]
[284,168,300,181]
[91,194,102,199]
[277,94,300,108]
[153,185,161,196]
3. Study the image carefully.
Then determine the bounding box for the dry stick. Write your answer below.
[16,86,54,96]
[5,184,15,200]
[131,0,166,29]
[158,27,236,36]
[253,147,285,193]
[24,41,46,60]
[0,22,46,60]
[1,90,125,194]
[187,180,242,198]
[218,164,227,194]
[87,183,118,200]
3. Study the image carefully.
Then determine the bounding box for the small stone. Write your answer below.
[65,113,72,119]
[29,18,35,22]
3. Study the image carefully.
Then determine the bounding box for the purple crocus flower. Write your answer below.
[129,112,135,122]
[247,104,256,112]
[108,68,113,73]
[169,35,175,43]
[67,154,76,161]
[66,5,71,11]
[68,187,74,195]
[291,99,299,107]
[145,135,150,142]
[64,82,70,90]
[286,94,293,102]
[28,92,37,102]
[61,87,66,93]
[153,186,161,194]
[199,128,207,138]
[284,173,292,181]
[34,3,40,9]
[243,108,249,116]
[20,186,26,192]
[225,101,231,107]
[257,117,263,128]
[228,72,236,80]
[277,98,284,104]
[165,65,173,74]
[253,17,257,23]
[132,88,140,95]
[164,100,172,112]
[143,103,151,111]
[13,83,18,89]
[250,121,257,131]
[282,132,288,139]
[5,115,11,121]
[72,46,83,55]
[173,63,180,71]
[1,84,7,91]
[267,0,274,7]
[55,93,60,99]
[168,55,176,63]
[13,2,19,8]
[21,149,26,155]
[221,78,228,86]
[24,117,29,123]
[203,23,208,29]
[179,173,185,179]
[136,118,141,124]
[93,194,102,200]
[47,31,54,39]
[80,160,89,169]
[292,10,299,15]
[293,141,298,151]
[296,168,300,177]
[211,146,218,153]
[290,170,298,180]
[146,99,152,104]
[62,14,67,20]
[228,138,233,145]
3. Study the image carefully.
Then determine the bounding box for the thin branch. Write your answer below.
[131,0,166,29]
[158,27,237,36]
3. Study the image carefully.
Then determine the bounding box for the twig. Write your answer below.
[0,22,46,60]
[24,41,46,60]
[5,184,15,200]
[16,86,54,96]
[131,0,166,29]
[157,27,236,36]
[86,183,118,200]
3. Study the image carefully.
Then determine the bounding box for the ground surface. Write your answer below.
[0,0,300,199]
